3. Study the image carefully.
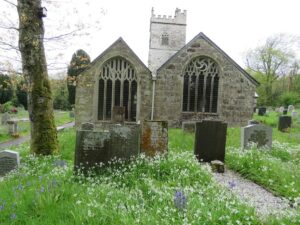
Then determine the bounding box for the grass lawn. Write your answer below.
[0,109,74,143]
[0,110,300,224]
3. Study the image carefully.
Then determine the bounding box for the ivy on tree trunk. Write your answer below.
[17,0,58,155]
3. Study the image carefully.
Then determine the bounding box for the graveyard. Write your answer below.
[0,108,300,224]
[0,109,74,143]
[0,1,300,224]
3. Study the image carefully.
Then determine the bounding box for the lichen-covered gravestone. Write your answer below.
[74,123,140,173]
[0,150,20,176]
[291,110,298,118]
[141,121,168,157]
[241,124,272,149]
[194,120,227,163]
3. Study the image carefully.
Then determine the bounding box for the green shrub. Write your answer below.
[0,74,13,104]
[278,92,300,106]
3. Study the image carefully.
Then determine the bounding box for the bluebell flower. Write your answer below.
[174,190,187,211]
[0,201,6,211]
[40,186,45,193]
[228,180,236,189]
[10,213,16,220]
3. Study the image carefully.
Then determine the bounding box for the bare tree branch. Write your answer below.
[2,0,17,7]
[0,24,19,31]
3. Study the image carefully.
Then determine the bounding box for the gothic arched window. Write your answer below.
[161,33,169,46]
[182,57,219,113]
[98,57,137,121]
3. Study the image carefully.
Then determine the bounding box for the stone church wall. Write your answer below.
[154,36,256,127]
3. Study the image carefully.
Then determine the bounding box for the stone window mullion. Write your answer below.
[103,79,107,120]
[194,74,199,112]
[209,76,215,112]
[187,75,191,111]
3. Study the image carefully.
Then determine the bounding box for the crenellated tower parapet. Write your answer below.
[150,8,187,25]
[148,8,187,73]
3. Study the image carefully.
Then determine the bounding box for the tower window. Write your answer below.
[161,33,169,46]
[182,57,219,113]
[98,57,138,121]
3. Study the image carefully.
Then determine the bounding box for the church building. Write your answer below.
[75,8,259,127]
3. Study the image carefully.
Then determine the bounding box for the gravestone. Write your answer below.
[182,121,196,132]
[75,123,140,173]
[141,121,168,157]
[278,116,292,132]
[0,150,20,176]
[7,120,18,136]
[288,105,294,112]
[291,110,298,118]
[1,112,10,125]
[112,106,125,123]
[248,120,259,125]
[194,120,227,163]
[258,107,266,116]
[241,124,272,149]
[279,107,284,114]
[283,109,288,115]
[69,111,75,118]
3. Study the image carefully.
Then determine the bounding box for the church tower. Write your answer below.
[148,8,187,73]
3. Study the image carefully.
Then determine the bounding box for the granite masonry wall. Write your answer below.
[154,35,257,127]
[75,39,153,127]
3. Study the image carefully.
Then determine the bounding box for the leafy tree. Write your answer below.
[17,0,58,155]
[0,74,14,104]
[67,49,90,105]
[245,34,298,106]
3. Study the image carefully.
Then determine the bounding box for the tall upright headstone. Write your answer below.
[241,124,272,149]
[141,121,168,157]
[194,120,227,163]
[278,116,292,132]
[0,150,20,176]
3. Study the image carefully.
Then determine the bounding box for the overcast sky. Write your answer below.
[1,0,300,76]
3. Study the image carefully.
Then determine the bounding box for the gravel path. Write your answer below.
[213,169,293,217]
[0,122,74,149]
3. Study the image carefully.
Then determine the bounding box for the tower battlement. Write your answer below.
[151,8,187,25]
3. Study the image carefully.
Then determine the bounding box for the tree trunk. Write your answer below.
[17,0,58,155]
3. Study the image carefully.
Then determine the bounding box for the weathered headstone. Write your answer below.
[69,111,75,118]
[74,123,140,173]
[241,124,272,149]
[1,112,10,125]
[7,120,18,136]
[112,106,125,123]
[194,120,227,163]
[248,120,259,125]
[279,106,284,114]
[258,107,266,116]
[291,110,298,118]
[278,116,292,132]
[141,121,168,157]
[288,105,294,112]
[0,150,20,176]
[182,121,196,133]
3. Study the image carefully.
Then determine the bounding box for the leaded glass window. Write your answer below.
[182,57,219,113]
[98,57,137,121]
